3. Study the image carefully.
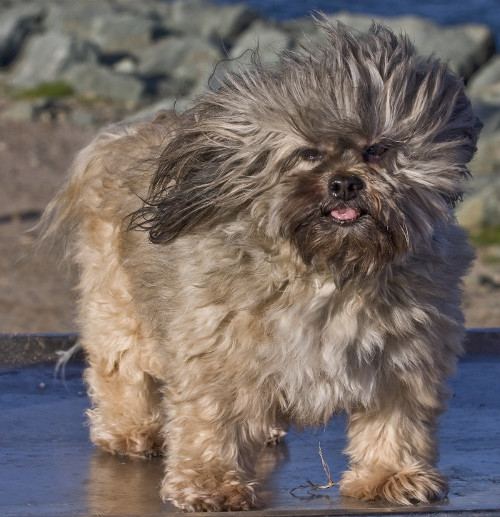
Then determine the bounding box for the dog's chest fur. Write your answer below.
[266,274,392,424]
[126,229,415,426]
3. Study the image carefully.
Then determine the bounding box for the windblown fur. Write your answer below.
[39,20,480,511]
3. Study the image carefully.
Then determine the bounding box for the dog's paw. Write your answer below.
[340,463,448,505]
[88,408,163,458]
[161,479,259,512]
[90,426,163,458]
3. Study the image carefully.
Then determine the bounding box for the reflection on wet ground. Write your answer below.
[1,356,499,516]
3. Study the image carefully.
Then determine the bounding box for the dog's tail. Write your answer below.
[35,111,178,265]
[34,125,132,264]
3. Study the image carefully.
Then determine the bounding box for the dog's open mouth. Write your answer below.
[330,206,362,224]
[330,207,360,222]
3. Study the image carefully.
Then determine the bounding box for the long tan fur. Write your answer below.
[38,21,480,511]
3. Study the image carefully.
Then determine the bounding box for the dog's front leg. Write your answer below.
[159,389,266,512]
[340,379,449,505]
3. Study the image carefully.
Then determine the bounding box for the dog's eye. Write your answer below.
[298,148,324,162]
[362,144,388,163]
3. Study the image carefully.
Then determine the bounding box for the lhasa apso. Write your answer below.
[40,20,481,511]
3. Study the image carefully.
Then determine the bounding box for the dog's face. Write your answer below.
[266,137,411,282]
[130,21,481,284]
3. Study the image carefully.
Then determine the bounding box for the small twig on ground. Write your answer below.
[54,341,82,382]
[290,442,338,495]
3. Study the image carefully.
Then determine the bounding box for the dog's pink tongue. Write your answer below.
[331,207,360,221]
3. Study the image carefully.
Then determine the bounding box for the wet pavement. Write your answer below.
[1,334,499,516]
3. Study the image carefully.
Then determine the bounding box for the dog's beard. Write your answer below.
[292,215,399,287]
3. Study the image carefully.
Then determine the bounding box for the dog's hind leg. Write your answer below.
[84,363,163,457]
[78,220,164,458]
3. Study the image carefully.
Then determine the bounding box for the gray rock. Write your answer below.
[468,55,500,93]
[87,13,156,55]
[113,57,139,75]
[331,12,495,80]
[137,35,221,77]
[44,0,166,49]
[105,0,172,18]
[469,93,500,138]
[164,0,259,43]
[457,173,500,229]
[47,4,156,55]
[63,63,144,104]
[282,17,330,51]
[151,76,198,100]
[8,31,98,88]
[456,194,486,230]
[470,133,500,175]
[124,97,193,123]
[230,20,293,63]
[44,1,114,40]
[208,20,293,90]
[467,57,500,140]
[0,4,44,66]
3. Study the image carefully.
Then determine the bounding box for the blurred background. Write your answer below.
[0,0,499,333]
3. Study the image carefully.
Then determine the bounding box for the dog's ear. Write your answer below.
[128,104,277,244]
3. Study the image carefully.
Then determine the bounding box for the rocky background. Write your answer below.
[0,0,499,332]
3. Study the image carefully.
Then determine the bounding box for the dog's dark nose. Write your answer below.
[329,175,364,201]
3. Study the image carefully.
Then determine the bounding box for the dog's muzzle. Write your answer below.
[328,174,364,222]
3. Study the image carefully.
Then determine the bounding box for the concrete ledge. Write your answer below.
[0,332,79,366]
[0,329,499,367]
[464,328,500,354]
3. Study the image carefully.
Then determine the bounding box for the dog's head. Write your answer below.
[131,21,481,282]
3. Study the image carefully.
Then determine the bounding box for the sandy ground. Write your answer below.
[0,118,499,333]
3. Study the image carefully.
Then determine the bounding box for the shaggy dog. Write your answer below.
[40,21,481,512]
